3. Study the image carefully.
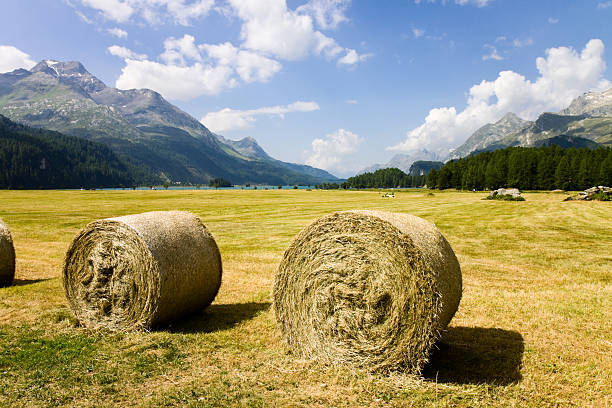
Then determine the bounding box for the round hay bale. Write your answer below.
[0,218,16,287]
[63,211,222,330]
[273,210,462,373]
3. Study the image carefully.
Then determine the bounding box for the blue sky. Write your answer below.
[1,0,611,177]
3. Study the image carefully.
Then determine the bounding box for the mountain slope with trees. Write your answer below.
[0,114,144,189]
[0,60,339,185]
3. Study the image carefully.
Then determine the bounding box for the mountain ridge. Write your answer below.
[448,88,612,160]
[0,60,339,185]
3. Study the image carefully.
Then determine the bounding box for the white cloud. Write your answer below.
[79,0,214,25]
[296,0,350,29]
[200,42,281,82]
[108,1,368,99]
[161,35,202,65]
[202,101,319,132]
[115,59,235,100]
[107,45,147,60]
[81,0,134,22]
[482,44,503,61]
[548,17,559,24]
[0,45,36,73]
[412,28,425,38]
[345,99,358,104]
[110,35,281,99]
[338,49,373,65]
[597,1,612,9]
[107,27,128,38]
[388,39,611,155]
[306,128,362,171]
[226,0,367,65]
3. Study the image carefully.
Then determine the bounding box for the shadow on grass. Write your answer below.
[11,278,50,287]
[166,302,271,334]
[423,327,524,385]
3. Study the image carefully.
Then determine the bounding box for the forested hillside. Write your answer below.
[427,145,612,191]
[0,115,145,189]
[342,168,427,188]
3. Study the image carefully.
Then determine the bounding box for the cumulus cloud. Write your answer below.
[0,45,36,73]
[388,39,611,155]
[227,0,366,65]
[160,35,202,65]
[79,0,214,25]
[115,59,235,100]
[107,27,128,38]
[338,49,373,65]
[200,42,281,82]
[296,0,350,29]
[110,35,281,100]
[202,101,319,132]
[108,1,368,99]
[81,0,134,22]
[306,128,362,171]
[108,45,147,60]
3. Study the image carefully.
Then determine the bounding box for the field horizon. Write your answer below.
[0,189,610,407]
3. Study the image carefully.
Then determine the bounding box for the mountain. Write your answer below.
[449,88,612,159]
[0,60,339,185]
[560,88,612,116]
[532,135,600,149]
[358,150,442,175]
[407,160,443,176]
[447,113,531,160]
[499,111,612,147]
[215,133,334,181]
[0,114,137,189]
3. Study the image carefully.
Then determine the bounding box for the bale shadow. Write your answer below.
[166,302,271,334]
[11,278,50,287]
[423,327,524,385]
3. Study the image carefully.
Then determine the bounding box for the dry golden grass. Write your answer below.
[0,189,610,407]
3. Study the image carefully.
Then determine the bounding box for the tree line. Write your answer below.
[335,168,427,189]
[0,115,140,189]
[427,145,612,191]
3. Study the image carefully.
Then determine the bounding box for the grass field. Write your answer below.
[0,189,610,407]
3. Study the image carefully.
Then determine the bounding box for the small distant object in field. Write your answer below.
[486,188,525,201]
[273,210,462,374]
[0,218,16,287]
[382,192,395,198]
[551,189,565,194]
[564,186,612,201]
[427,192,435,196]
[63,211,222,331]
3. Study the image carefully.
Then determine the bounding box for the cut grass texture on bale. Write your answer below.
[63,211,222,331]
[0,218,15,287]
[274,210,462,374]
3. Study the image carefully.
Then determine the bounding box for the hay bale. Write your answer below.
[0,218,16,287]
[273,210,462,373]
[63,211,222,330]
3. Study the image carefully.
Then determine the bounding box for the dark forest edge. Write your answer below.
[427,145,612,191]
[319,146,612,191]
[0,115,158,189]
